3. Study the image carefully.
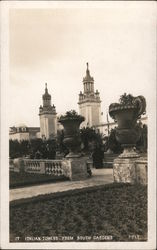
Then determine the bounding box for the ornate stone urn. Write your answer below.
[109,93,146,157]
[109,93,146,183]
[58,110,85,158]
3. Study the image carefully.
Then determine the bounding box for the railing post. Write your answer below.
[40,161,45,174]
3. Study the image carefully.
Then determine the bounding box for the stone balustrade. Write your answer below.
[24,160,41,173]
[10,157,91,181]
[23,159,64,176]
[45,160,64,176]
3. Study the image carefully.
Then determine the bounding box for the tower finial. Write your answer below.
[45,83,48,94]
[83,62,94,82]
[86,62,89,70]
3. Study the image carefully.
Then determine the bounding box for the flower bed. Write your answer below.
[10,171,69,189]
[10,183,147,242]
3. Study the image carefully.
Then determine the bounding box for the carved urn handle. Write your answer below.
[133,95,146,119]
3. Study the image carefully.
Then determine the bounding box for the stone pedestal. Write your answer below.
[135,158,147,185]
[62,157,88,181]
[113,149,147,185]
[113,157,137,183]
[13,158,25,172]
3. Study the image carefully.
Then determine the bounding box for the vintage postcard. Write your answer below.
[0,1,156,249]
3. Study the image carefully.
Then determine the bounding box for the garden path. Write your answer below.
[10,168,113,201]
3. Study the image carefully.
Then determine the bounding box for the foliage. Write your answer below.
[80,127,104,153]
[9,138,57,159]
[56,130,69,156]
[59,110,84,120]
[28,138,43,157]
[9,140,20,158]
[105,128,123,154]
[136,123,147,153]
[10,172,69,189]
[10,183,147,242]
[92,145,104,168]
[119,93,134,105]
[9,140,29,159]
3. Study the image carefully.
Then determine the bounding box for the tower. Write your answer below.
[78,63,101,128]
[39,83,57,139]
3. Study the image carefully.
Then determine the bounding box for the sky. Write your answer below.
[9,1,156,127]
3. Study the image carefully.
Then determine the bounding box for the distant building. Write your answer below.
[9,124,40,141]
[39,83,57,139]
[78,63,101,128]
[9,84,58,141]
[94,115,148,136]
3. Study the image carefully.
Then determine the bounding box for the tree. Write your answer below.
[56,130,69,155]
[80,127,104,153]
[29,138,43,156]
[9,140,21,158]
[45,139,57,159]
[105,128,122,154]
[20,140,29,156]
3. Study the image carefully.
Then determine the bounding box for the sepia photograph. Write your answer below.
[0,1,156,249]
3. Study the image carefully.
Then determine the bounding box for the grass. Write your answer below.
[9,171,69,189]
[10,183,147,242]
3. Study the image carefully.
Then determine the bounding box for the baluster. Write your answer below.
[58,163,60,175]
[56,163,58,176]
[55,163,58,176]
[48,163,51,175]
[38,162,39,171]
[48,162,50,175]
[52,162,55,175]
[46,164,48,174]
[60,162,63,175]
[45,162,48,174]
[49,163,51,175]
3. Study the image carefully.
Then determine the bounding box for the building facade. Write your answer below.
[39,83,57,139]
[94,116,148,136]
[9,125,40,141]
[78,63,101,128]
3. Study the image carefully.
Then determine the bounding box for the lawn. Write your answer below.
[10,183,147,242]
[10,171,69,189]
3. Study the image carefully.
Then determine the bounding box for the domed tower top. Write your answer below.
[83,62,94,82]
[83,63,94,93]
[39,83,56,115]
[42,83,51,106]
